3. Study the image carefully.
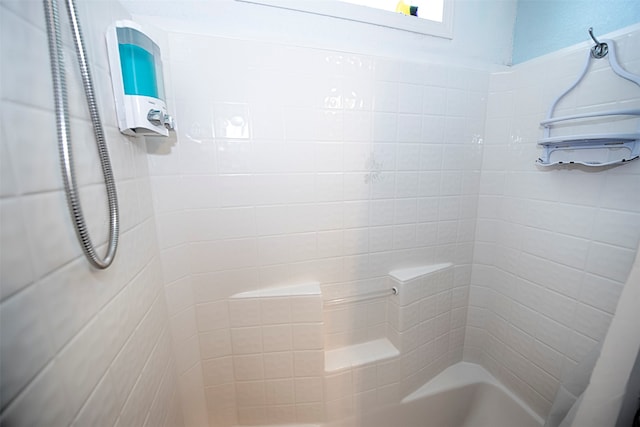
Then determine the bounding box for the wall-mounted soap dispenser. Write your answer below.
[106,20,174,136]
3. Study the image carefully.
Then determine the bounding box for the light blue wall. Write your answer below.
[512,0,640,64]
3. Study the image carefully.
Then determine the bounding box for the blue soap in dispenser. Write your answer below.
[106,20,174,136]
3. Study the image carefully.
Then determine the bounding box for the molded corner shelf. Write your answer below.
[325,338,399,372]
[388,262,453,283]
[230,282,320,298]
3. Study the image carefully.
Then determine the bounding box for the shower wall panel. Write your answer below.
[0,1,183,426]
[467,27,640,419]
[148,32,492,426]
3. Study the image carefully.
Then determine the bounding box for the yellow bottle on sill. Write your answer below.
[395,0,418,16]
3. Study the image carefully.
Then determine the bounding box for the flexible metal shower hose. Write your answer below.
[43,0,119,269]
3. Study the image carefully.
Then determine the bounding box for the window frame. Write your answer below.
[236,0,454,39]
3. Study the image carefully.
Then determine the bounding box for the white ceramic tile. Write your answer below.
[235,380,265,407]
[602,175,639,213]
[1,11,53,110]
[202,356,235,387]
[189,207,257,242]
[393,224,417,249]
[71,373,119,427]
[313,203,342,232]
[0,285,54,409]
[316,174,344,203]
[520,227,590,270]
[342,228,369,255]
[291,296,323,323]
[530,339,564,380]
[262,324,293,353]
[372,112,397,142]
[231,326,263,354]
[195,300,230,332]
[294,377,324,403]
[216,174,254,207]
[165,277,195,316]
[395,144,421,172]
[394,199,417,224]
[263,351,294,379]
[0,198,35,300]
[205,382,236,417]
[517,252,582,299]
[536,288,575,328]
[155,211,188,250]
[4,104,66,195]
[535,314,572,356]
[422,86,446,115]
[216,140,251,173]
[397,114,422,142]
[264,378,295,406]
[284,108,342,142]
[172,333,201,375]
[258,297,291,325]
[342,201,369,229]
[213,103,251,139]
[343,110,373,141]
[251,104,285,139]
[199,328,233,359]
[38,259,110,353]
[177,362,209,427]
[398,83,423,114]
[0,359,72,427]
[571,303,613,342]
[57,315,110,415]
[189,238,258,274]
[325,370,354,401]
[521,361,559,402]
[292,323,324,350]
[288,233,318,262]
[237,406,267,425]
[192,268,259,303]
[579,273,623,314]
[585,242,636,282]
[373,81,398,112]
[293,351,324,377]
[368,226,394,253]
[369,199,395,226]
[234,354,265,381]
[591,209,640,249]
[21,191,83,277]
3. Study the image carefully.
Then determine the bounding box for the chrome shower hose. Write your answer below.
[44,0,119,269]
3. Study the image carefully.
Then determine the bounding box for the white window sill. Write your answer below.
[236,0,454,39]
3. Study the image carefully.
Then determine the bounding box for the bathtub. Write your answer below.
[356,362,544,427]
[242,362,543,427]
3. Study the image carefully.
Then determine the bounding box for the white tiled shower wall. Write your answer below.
[0,1,182,426]
[148,31,490,425]
[2,1,638,426]
[465,28,640,417]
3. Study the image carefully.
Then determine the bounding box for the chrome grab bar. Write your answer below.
[324,287,398,307]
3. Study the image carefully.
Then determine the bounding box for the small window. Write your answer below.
[237,0,454,39]
[340,0,443,23]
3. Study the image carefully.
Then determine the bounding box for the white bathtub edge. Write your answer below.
[402,362,545,426]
